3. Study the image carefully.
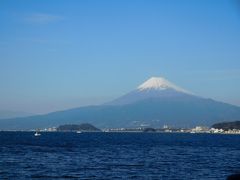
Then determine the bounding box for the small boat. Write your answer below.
[34,131,41,136]
[76,131,82,134]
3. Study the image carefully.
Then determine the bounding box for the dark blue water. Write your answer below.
[0,132,240,179]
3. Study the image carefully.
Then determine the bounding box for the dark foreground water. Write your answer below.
[0,132,240,180]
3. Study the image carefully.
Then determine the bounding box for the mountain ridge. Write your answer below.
[1,77,240,130]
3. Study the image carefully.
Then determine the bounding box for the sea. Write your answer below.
[0,132,239,180]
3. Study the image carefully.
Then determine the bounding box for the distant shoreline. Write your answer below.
[1,130,240,135]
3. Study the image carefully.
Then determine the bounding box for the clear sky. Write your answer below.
[0,0,240,114]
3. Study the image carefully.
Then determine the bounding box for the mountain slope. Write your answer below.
[1,96,240,130]
[0,110,33,119]
[1,77,240,130]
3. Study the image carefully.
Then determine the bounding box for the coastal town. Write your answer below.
[103,125,240,134]
[29,123,240,135]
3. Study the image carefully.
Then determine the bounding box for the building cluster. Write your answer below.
[40,127,57,132]
[102,125,240,134]
[188,126,240,134]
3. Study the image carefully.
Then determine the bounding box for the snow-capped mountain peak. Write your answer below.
[137,77,189,93]
[106,76,193,106]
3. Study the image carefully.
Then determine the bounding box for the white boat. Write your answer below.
[34,131,41,136]
[76,131,82,133]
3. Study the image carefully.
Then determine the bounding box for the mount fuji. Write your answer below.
[1,77,240,130]
[107,77,193,105]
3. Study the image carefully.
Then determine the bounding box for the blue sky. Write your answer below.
[0,0,240,114]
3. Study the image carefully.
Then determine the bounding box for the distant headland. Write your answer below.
[57,123,101,132]
[212,121,240,131]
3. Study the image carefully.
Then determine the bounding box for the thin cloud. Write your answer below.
[23,13,64,24]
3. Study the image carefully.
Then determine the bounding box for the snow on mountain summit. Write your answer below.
[137,77,189,93]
